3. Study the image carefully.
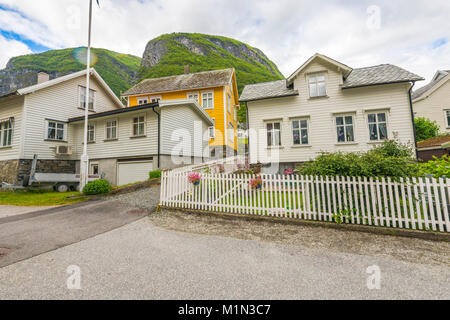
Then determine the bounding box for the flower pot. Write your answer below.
[193,181,200,186]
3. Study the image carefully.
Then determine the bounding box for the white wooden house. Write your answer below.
[240,53,424,173]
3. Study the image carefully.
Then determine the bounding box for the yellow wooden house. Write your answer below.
[121,68,239,158]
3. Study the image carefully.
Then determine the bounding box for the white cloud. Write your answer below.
[0,35,31,68]
[0,0,449,87]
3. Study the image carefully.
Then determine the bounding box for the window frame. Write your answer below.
[0,118,13,148]
[132,114,146,137]
[187,91,200,103]
[308,73,327,98]
[90,163,99,175]
[201,90,214,109]
[209,125,215,140]
[45,120,66,141]
[291,118,310,146]
[137,97,148,105]
[445,110,450,128]
[335,114,355,144]
[79,86,96,111]
[105,118,118,141]
[149,95,162,103]
[266,121,282,147]
[87,122,95,143]
[228,122,234,143]
[367,111,389,142]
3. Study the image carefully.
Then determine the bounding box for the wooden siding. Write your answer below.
[413,78,450,133]
[0,96,24,161]
[247,60,415,164]
[128,84,238,150]
[22,76,121,160]
[70,110,158,160]
[160,105,209,158]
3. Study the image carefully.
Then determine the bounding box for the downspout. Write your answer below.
[408,81,419,160]
[245,103,250,158]
[152,105,161,169]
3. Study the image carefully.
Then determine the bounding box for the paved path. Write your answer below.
[0,216,448,299]
[0,186,160,268]
[0,205,57,219]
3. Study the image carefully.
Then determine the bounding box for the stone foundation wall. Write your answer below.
[0,160,19,184]
[17,159,76,184]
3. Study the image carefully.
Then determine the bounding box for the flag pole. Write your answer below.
[80,0,93,192]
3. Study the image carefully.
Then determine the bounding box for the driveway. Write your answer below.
[0,207,448,299]
[0,205,57,219]
[0,186,160,268]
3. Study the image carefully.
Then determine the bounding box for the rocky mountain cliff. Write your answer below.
[0,48,141,96]
[138,33,283,92]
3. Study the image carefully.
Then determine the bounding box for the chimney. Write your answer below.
[37,72,50,84]
[184,65,190,74]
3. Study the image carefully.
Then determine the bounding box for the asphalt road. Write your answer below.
[0,216,448,299]
[0,199,149,268]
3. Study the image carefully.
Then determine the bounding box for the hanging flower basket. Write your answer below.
[188,172,201,186]
[250,175,262,190]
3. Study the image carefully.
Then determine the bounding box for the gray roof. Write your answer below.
[239,80,298,102]
[240,63,423,102]
[412,70,449,100]
[342,64,423,89]
[122,68,234,96]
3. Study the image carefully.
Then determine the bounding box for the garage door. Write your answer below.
[117,160,153,186]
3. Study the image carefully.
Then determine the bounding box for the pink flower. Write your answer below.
[284,168,294,175]
[250,175,262,189]
[188,172,201,184]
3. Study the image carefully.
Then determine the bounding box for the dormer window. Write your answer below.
[308,74,326,98]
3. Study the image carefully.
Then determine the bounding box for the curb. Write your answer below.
[160,206,449,242]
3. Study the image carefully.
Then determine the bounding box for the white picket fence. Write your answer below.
[160,172,450,233]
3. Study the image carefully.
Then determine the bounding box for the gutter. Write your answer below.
[246,103,250,159]
[152,105,161,169]
[408,81,419,160]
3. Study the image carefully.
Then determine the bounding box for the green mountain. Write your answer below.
[138,33,284,121]
[0,48,141,97]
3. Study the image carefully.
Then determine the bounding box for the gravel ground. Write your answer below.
[150,209,450,267]
[109,187,161,210]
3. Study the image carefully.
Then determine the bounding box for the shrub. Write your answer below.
[82,179,111,195]
[149,170,161,179]
[415,117,440,142]
[417,155,450,178]
[296,141,419,179]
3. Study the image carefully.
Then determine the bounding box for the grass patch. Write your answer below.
[0,190,88,206]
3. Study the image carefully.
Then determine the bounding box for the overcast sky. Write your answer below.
[0,0,449,88]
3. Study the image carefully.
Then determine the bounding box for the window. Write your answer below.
[150,96,161,103]
[46,121,65,141]
[137,97,148,105]
[79,86,95,110]
[87,123,95,142]
[202,91,214,109]
[292,119,309,145]
[187,92,199,103]
[368,112,388,141]
[266,122,281,147]
[228,122,234,142]
[446,110,450,128]
[209,126,215,140]
[132,116,145,136]
[227,94,231,113]
[90,163,99,175]
[336,115,354,143]
[308,74,326,98]
[106,120,117,140]
[233,106,237,121]
[210,148,216,158]
[0,118,13,147]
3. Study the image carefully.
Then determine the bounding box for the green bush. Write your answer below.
[149,170,162,179]
[296,141,419,179]
[416,155,450,178]
[82,179,111,195]
[415,117,440,142]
